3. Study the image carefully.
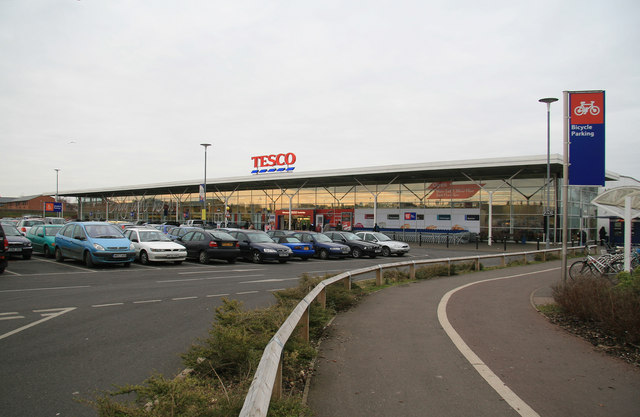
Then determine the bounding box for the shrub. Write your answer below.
[553,274,640,345]
[415,264,450,280]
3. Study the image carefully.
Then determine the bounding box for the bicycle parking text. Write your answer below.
[570,124,594,138]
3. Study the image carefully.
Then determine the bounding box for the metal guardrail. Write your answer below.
[239,246,587,417]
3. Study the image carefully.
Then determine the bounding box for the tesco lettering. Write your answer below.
[251,153,296,168]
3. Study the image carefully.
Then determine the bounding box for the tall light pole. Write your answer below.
[54,168,61,218]
[539,97,558,249]
[200,143,211,223]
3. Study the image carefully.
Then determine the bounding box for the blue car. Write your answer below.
[55,222,136,267]
[273,235,315,261]
[292,231,350,260]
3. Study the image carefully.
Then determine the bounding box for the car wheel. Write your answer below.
[84,251,94,268]
[140,251,150,265]
[319,249,329,260]
[23,253,31,260]
[43,246,51,258]
[381,246,391,257]
[252,250,263,263]
[227,258,236,264]
[199,251,210,264]
[55,248,64,262]
[351,247,362,258]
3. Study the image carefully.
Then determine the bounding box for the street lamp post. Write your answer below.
[539,97,558,249]
[200,143,211,223]
[54,168,61,218]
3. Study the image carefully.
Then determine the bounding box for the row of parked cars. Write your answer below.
[0,218,410,270]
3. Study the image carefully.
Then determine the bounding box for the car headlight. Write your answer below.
[263,248,277,253]
[93,243,105,251]
[129,243,136,250]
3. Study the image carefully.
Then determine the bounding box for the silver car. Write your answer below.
[355,231,410,257]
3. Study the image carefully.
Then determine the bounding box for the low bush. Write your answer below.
[552,268,640,345]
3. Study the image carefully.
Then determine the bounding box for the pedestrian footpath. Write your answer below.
[306,261,640,417]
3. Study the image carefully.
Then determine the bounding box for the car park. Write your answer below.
[271,235,315,260]
[324,230,382,258]
[3,225,33,259]
[55,222,136,267]
[224,229,292,263]
[26,224,63,258]
[178,229,240,264]
[0,224,8,273]
[292,231,350,260]
[355,231,410,256]
[16,218,45,236]
[123,227,187,265]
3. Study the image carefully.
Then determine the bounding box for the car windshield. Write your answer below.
[4,226,22,236]
[340,232,362,241]
[45,227,61,236]
[85,224,123,238]
[372,232,392,241]
[139,231,171,242]
[24,220,44,227]
[247,233,274,243]
[210,232,235,240]
[314,234,332,243]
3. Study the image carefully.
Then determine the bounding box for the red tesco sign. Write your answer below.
[251,153,296,174]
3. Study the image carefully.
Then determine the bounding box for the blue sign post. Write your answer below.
[568,91,605,186]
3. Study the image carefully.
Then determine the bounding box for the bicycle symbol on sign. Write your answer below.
[574,101,601,116]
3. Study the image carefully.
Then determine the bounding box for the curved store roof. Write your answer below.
[54,154,619,199]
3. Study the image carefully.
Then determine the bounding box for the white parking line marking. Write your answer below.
[0,315,24,321]
[0,312,20,316]
[92,303,125,308]
[206,293,230,297]
[172,296,198,301]
[437,269,558,417]
[0,285,91,293]
[133,300,162,304]
[240,278,299,284]
[0,307,76,341]
[236,291,258,295]
[178,268,264,275]
[158,274,262,283]
[2,270,21,276]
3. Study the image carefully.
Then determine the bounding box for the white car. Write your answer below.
[355,231,410,257]
[123,227,187,265]
[16,218,45,236]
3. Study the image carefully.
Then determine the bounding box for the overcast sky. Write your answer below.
[1,0,638,198]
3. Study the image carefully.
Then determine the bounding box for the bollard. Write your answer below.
[419,233,422,247]
[446,233,450,248]
[503,238,507,251]
[476,237,479,250]
[536,238,540,251]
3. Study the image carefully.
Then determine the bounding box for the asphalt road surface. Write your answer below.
[1,242,478,417]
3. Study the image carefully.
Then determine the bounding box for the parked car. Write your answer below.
[272,235,315,260]
[324,231,382,258]
[178,230,240,264]
[292,231,350,260]
[16,218,45,236]
[26,224,63,258]
[355,231,411,257]
[3,225,33,259]
[55,222,136,267]
[0,224,8,273]
[123,227,187,265]
[185,219,205,227]
[224,229,292,263]
[166,226,203,241]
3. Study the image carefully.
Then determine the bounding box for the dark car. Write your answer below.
[225,229,292,263]
[324,231,382,258]
[166,226,203,241]
[3,225,33,260]
[0,224,8,273]
[273,235,315,260]
[292,231,350,260]
[178,230,240,264]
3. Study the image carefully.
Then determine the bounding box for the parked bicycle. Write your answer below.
[568,251,624,283]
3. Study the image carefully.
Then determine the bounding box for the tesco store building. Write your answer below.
[63,154,623,245]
